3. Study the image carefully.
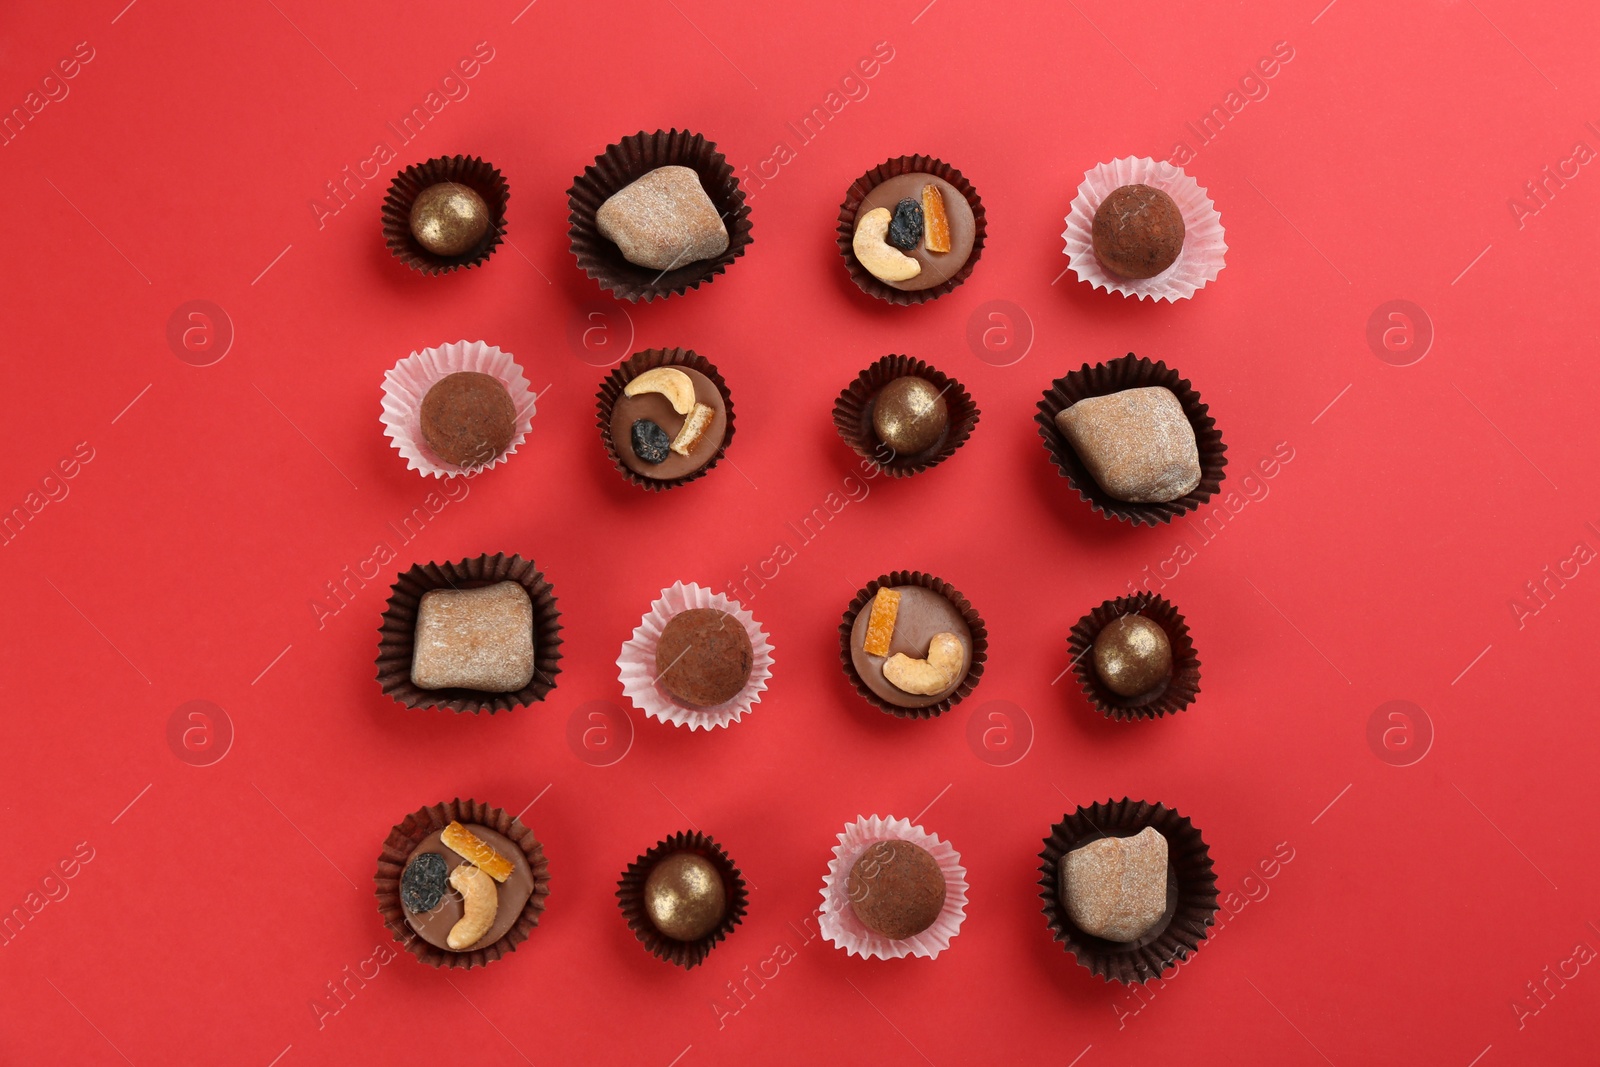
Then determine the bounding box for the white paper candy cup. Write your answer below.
[380,340,538,477]
[819,815,969,960]
[617,581,774,730]
[1062,156,1227,303]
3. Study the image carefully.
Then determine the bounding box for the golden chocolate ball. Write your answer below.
[643,852,726,941]
[409,182,491,257]
[1092,615,1172,698]
[872,376,948,456]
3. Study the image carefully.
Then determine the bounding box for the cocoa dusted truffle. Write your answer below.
[420,371,516,468]
[655,608,753,707]
[1092,184,1185,279]
[848,839,946,939]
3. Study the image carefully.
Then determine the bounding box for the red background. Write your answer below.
[3,1,1598,1064]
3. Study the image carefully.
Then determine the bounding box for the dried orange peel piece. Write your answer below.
[922,184,951,253]
[862,587,900,657]
[441,821,513,883]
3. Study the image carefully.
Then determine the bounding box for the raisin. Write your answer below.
[631,419,672,464]
[886,198,924,252]
[401,851,448,913]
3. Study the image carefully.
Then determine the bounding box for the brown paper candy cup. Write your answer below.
[1036,353,1227,526]
[836,154,987,306]
[567,129,753,302]
[1066,594,1200,721]
[375,798,551,970]
[381,155,509,275]
[596,348,735,492]
[838,570,988,720]
[616,830,748,969]
[375,552,563,713]
[832,355,980,478]
[1038,799,1217,984]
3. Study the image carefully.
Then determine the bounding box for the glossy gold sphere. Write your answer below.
[410,182,491,257]
[1092,615,1172,698]
[643,852,726,941]
[872,376,948,457]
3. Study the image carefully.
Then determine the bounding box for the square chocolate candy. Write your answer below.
[411,581,535,692]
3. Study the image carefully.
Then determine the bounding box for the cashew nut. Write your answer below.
[624,367,697,415]
[446,863,498,950]
[882,631,965,696]
[852,208,921,282]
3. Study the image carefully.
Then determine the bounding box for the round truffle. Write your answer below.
[847,839,946,940]
[872,377,948,456]
[1091,184,1185,279]
[410,182,491,257]
[1092,615,1172,698]
[419,372,516,468]
[655,608,753,707]
[643,852,727,941]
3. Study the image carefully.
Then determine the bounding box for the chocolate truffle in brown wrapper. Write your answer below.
[1066,593,1199,720]
[617,831,748,969]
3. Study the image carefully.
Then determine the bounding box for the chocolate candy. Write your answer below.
[643,852,727,941]
[872,376,948,456]
[887,197,924,251]
[1059,827,1169,942]
[850,586,972,709]
[610,365,728,481]
[411,581,535,692]
[655,608,753,707]
[400,851,448,913]
[1091,184,1185,279]
[1054,386,1201,504]
[847,839,946,940]
[630,419,671,464]
[400,823,535,953]
[410,182,491,257]
[1092,615,1172,698]
[854,173,976,292]
[596,166,730,271]
[420,371,516,469]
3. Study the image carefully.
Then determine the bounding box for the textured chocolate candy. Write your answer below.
[1059,827,1169,942]
[410,182,491,257]
[630,419,671,464]
[411,581,536,692]
[872,376,948,456]
[848,839,946,940]
[596,166,730,271]
[1054,386,1201,504]
[1092,616,1172,698]
[1092,184,1185,279]
[644,852,727,941]
[886,198,924,251]
[400,851,448,913]
[420,371,516,468]
[655,608,753,707]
